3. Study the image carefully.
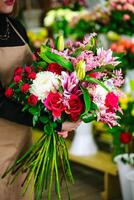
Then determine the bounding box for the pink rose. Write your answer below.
[105,92,119,111]
[13,75,22,83]
[44,92,64,119]
[116,4,122,10]
[123,14,130,21]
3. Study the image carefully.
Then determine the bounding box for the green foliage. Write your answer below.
[107,98,134,157]
[81,87,91,116]
[82,112,96,123]
[99,10,134,36]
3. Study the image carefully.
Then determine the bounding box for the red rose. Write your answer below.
[44,92,64,118]
[28,94,38,106]
[46,63,63,75]
[105,92,119,111]
[21,84,30,93]
[5,88,13,98]
[13,75,22,83]
[24,66,32,73]
[14,67,23,75]
[66,94,83,121]
[120,132,132,144]
[87,72,98,78]
[28,72,36,80]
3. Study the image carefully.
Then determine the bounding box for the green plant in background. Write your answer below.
[110,39,134,74]
[107,94,134,158]
[97,0,134,36]
[44,8,96,40]
[52,17,96,40]
[62,0,87,10]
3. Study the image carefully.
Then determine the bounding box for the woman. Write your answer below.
[0,1,80,199]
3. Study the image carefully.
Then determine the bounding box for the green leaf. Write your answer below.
[100,64,115,71]
[39,52,53,64]
[41,44,51,52]
[37,61,47,69]
[9,82,15,88]
[70,47,83,57]
[45,51,73,72]
[29,106,39,115]
[22,104,29,112]
[33,115,38,126]
[44,123,53,135]
[82,113,96,123]
[84,76,109,91]
[40,116,49,124]
[81,87,91,116]
[91,102,100,111]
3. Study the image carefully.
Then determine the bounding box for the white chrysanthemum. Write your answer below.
[30,71,61,101]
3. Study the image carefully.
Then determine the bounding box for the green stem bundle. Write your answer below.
[2,130,74,200]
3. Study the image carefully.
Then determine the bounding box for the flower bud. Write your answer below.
[76,60,86,80]
[57,35,64,51]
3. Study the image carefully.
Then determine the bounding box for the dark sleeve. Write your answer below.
[0,83,62,131]
[13,18,29,44]
[0,83,33,126]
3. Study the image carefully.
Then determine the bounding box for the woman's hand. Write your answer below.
[58,120,81,138]
[62,120,81,132]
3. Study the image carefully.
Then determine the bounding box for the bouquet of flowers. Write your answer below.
[44,8,90,39]
[108,0,134,35]
[2,33,124,200]
[62,0,87,10]
[107,94,134,161]
[110,38,134,73]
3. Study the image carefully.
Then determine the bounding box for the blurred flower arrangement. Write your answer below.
[44,8,92,40]
[44,4,110,40]
[108,94,134,158]
[93,94,134,159]
[27,28,48,49]
[98,0,134,36]
[44,0,134,40]
[110,39,134,73]
[62,0,87,10]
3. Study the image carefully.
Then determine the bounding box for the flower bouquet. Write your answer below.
[62,0,87,10]
[110,38,134,73]
[106,0,134,36]
[2,33,124,200]
[44,8,90,40]
[107,94,134,160]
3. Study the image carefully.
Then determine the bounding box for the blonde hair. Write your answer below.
[10,0,19,18]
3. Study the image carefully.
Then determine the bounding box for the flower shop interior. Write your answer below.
[3,0,134,200]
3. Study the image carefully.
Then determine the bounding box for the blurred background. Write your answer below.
[17,0,134,199]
